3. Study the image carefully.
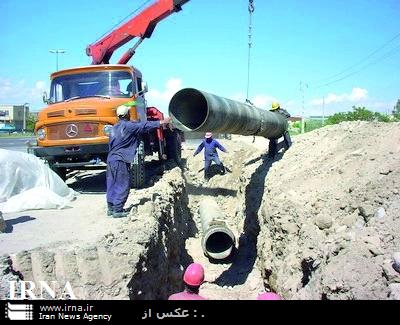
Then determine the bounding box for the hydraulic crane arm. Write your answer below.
[86,0,190,65]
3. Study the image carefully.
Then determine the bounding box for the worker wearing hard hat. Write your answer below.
[106,102,171,218]
[168,263,207,300]
[268,102,292,159]
[193,132,227,182]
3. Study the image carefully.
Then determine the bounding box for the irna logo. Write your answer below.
[9,281,77,300]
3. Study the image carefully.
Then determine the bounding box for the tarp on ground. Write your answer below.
[0,149,77,213]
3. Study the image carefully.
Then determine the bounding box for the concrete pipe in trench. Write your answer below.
[199,198,235,260]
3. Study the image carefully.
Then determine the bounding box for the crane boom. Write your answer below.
[86,0,190,65]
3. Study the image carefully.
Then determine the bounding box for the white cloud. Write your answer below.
[251,94,277,108]
[348,87,368,101]
[0,78,47,108]
[146,78,183,114]
[310,87,368,106]
[284,100,299,114]
[230,92,277,109]
[0,79,13,99]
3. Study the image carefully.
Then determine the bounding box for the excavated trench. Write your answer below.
[5,122,400,300]
[0,138,267,300]
[4,122,398,300]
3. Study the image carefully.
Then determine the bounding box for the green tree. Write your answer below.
[327,106,391,125]
[392,99,400,115]
[26,113,37,132]
[392,99,400,121]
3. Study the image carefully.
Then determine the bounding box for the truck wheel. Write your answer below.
[131,141,145,188]
[51,166,67,181]
[165,130,182,165]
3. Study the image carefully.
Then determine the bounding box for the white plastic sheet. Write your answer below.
[0,149,77,213]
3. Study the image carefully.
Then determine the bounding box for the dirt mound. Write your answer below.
[1,121,399,300]
[257,121,400,299]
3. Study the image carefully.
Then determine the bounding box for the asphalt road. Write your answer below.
[0,136,36,152]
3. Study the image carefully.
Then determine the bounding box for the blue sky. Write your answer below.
[0,0,399,116]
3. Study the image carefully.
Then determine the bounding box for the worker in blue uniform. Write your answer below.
[106,102,171,218]
[193,132,227,182]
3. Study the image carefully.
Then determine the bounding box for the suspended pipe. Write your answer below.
[199,198,235,260]
[168,88,288,139]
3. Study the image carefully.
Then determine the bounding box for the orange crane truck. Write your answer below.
[33,0,189,188]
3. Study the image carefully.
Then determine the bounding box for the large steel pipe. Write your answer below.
[199,198,235,260]
[169,88,288,139]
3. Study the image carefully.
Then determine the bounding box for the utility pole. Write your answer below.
[49,49,66,71]
[299,81,308,133]
[322,96,325,126]
[22,103,29,132]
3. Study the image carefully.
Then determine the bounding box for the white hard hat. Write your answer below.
[116,105,130,117]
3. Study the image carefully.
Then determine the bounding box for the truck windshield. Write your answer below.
[49,70,134,103]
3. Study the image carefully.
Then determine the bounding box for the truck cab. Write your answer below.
[32,0,189,186]
[33,64,175,186]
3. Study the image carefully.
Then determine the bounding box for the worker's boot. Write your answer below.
[107,203,114,216]
[220,164,226,175]
[112,210,129,218]
[204,170,210,183]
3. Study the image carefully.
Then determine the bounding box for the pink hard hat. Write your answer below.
[257,292,282,300]
[205,132,213,138]
[183,263,205,286]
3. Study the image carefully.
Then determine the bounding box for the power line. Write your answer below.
[313,31,400,84]
[314,42,400,89]
[312,31,400,86]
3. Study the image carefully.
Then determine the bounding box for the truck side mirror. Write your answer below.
[141,81,148,94]
[43,91,49,104]
[134,81,148,98]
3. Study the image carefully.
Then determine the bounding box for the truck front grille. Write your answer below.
[47,122,99,140]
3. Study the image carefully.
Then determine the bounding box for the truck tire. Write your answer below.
[131,140,145,188]
[165,129,182,165]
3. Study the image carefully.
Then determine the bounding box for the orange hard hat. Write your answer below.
[183,263,204,286]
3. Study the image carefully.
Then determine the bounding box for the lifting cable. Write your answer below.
[246,0,255,103]
[246,1,256,143]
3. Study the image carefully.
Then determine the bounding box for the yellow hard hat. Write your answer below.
[271,102,280,110]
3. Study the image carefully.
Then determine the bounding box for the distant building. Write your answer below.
[0,104,29,131]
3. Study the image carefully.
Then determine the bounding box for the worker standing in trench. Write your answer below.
[168,263,207,300]
[193,132,228,182]
[268,102,292,159]
[106,102,171,218]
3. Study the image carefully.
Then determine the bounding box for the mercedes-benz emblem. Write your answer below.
[65,124,78,138]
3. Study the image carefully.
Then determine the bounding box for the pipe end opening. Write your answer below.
[168,88,208,131]
[203,229,235,260]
